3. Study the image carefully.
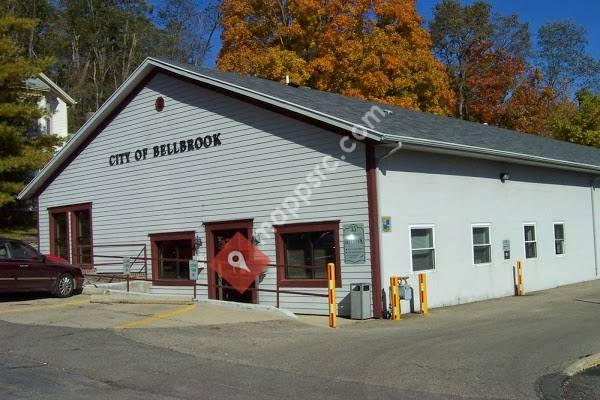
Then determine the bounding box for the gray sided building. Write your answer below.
[19,58,600,317]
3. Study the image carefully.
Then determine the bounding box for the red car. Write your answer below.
[0,238,84,297]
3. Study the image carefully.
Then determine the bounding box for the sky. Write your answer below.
[176,0,600,68]
[417,0,600,56]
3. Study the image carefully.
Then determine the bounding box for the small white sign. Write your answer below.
[189,260,199,281]
[123,257,131,276]
[343,224,366,264]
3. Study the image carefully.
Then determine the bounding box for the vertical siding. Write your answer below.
[377,149,598,310]
[38,73,372,315]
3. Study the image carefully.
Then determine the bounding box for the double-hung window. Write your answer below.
[472,225,492,265]
[410,226,436,272]
[553,223,565,255]
[523,224,537,259]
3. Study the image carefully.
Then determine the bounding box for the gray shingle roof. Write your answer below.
[17,57,600,201]
[163,58,600,169]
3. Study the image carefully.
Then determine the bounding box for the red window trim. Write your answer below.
[48,202,93,268]
[275,221,341,288]
[149,231,196,285]
[48,210,69,261]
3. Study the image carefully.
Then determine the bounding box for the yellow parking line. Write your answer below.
[114,304,197,330]
[0,299,89,314]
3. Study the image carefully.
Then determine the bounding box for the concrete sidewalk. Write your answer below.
[0,294,291,330]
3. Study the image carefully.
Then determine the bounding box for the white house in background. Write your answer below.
[25,72,76,139]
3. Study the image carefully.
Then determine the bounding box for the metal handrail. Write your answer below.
[91,253,330,270]
[81,250,333,309]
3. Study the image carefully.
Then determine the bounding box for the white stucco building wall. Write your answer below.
[377,149,599,310]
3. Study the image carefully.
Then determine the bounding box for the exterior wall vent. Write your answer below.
[155,96,165,112]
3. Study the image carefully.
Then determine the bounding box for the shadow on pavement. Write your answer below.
[0,292,55,303]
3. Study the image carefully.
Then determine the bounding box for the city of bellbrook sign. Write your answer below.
[107,133,222,166]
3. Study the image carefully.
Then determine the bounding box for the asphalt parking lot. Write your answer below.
[0,280,599,399]
[563,366,600,400]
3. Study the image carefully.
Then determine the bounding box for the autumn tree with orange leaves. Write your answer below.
[462,42,528,126]
[217,0,455,115]
[430,1,532,122]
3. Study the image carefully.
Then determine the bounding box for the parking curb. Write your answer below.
[87,292,298,319]
[90,294,194,305]
[193,298,297,319]
[564,353,600,376]
[537,353,600,400]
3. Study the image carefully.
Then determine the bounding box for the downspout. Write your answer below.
[372,140,403,318]
[366,144,383,318]
[591,176,599,277]
[380,141,403,162]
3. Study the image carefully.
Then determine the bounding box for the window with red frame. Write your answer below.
[48,203,93,266]
[150,232,195,283]
[275,221,341,288]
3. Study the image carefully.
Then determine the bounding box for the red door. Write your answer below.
[205,220,256,303]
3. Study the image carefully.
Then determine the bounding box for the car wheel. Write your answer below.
[54,274,75,298]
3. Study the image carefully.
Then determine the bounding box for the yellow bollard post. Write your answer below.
[516,261,524,296]
[390,276,401,320]
[419,273,429,315]
[327,263,337,328]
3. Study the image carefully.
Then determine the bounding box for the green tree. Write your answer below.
[0,0,56,58]
[537,21,600,95]
[0,16,59,210]
[47,0,166,130]
[551,89,600,148]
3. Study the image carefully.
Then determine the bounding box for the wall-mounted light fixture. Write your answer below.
[500,172,510,183]
[251,235,261,246]
[195,235,203,248]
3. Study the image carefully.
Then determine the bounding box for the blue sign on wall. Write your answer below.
[382,216,392,233]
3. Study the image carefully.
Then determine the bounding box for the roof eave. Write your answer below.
[37,73,77,105]
[382,134,600,175]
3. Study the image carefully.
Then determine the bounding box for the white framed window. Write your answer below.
[553,223,565,255]
[523,223,537,259]
[410,225,436,272]
[472,224,492,265]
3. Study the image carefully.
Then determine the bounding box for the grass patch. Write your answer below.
[0,225,37,242]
